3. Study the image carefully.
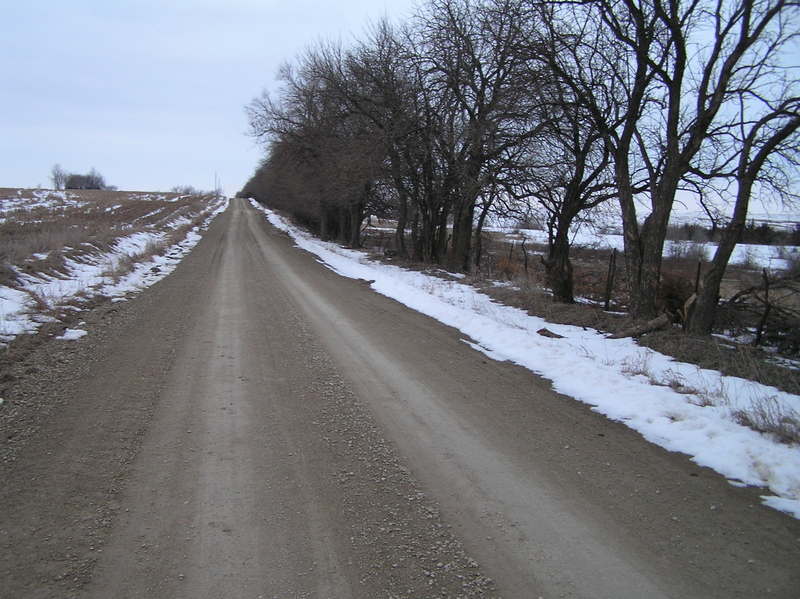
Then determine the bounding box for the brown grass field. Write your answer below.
[0,188,220,288]
[0,187,223,363]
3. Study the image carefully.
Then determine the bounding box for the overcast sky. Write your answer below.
[0,0,419,195]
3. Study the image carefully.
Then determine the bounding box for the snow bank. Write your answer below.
[252,200,800,520]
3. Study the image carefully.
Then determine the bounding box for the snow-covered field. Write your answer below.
[493,224,799,272]
[484,205,800,272]
[251,200,800,520]
[0,190,228,344]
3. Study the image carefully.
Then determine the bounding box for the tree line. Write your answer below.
[50,164,116,191]
[241,0,800,332]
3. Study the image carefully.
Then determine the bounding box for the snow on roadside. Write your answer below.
[252,200,800,520]
[56,328,88,341]
[0,196,228,344]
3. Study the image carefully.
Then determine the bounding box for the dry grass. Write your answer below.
[732,396,800,445]
[102,254,137,284]
[0,188,221,366]
[102,238,168,284]
[0,188,216,286]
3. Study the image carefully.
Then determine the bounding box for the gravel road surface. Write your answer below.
[1,198,798,598]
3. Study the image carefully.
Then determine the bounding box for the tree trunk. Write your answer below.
[348,201,363,248]
[334,206,346,245]
[420,207,437,262]
[395,192,408,254]
[472,202,492,269]
[688,182,752,334]
[628,238,663,319]
[544,226,575,304]
[621,177,678,319]
[391,155,408,255]
[319,202,331,241]
[434,205,450,264]
[614,148,652,318]
[451,200,475,272]
[411,209,421,261]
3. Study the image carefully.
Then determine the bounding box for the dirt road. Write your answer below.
[1,198,798,598]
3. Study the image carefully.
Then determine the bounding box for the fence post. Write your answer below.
[604,248,617,311]
[521,239,529,279]
[753,268,772,347]
[694,259,702,294]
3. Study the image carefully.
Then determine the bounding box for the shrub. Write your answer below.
[64,168,110,190]
[658,273,695,320]
[732,396,800,445]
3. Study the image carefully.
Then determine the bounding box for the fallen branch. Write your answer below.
[609,314,672,339]
[537,327,564,339]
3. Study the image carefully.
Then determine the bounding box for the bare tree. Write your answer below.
[519,12,617,303]
[247,40,391,247]
[313,22,425,250]
[50,164,68,190]
[688,100,800,332]
[413,0,545,271]
[545,0,799,318]
[245,0,798,309]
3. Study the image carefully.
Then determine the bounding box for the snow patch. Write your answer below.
[56,328,87,341]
